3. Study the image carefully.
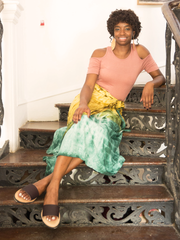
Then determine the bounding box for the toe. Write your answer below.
[18,192,22,197]
[24,193,30,200]
[46,216,57,221]
[19,190,31,201]
[52,216,56,221]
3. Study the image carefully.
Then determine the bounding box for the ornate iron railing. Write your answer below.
[162,0,180,231]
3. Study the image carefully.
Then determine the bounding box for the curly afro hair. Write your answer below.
[107,9,142,39]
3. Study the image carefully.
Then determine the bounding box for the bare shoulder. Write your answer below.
[136,44,150,59]
[91,48,107,58]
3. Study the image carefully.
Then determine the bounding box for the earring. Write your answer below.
[136,38,139,45]
[111,38,116,50]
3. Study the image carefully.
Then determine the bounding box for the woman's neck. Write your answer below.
[113,44,132,59]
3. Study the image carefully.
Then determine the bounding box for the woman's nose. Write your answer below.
[119,29,125,35]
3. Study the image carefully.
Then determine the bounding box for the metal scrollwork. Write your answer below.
[59,108,69,121]
[124,112,166,132]
[0,202,172,228]
[0,167,45,186]
[126,88,166,107]
[20,132,53,149]
[0,212,13,228]
[0,206,43,227]
[120,138,166,157]
[61,165,164,186]
[0,164,164,186]
[61,203,172,226]
[163,7,180,232]
[0,20,3,132]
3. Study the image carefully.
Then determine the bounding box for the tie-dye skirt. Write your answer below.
[43,84,126,176]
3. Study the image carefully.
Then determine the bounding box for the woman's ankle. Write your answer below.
[46,181,59,193]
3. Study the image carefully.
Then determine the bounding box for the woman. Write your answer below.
[14,9,165,228]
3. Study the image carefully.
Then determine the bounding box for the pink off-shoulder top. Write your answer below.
[87,45,158,101]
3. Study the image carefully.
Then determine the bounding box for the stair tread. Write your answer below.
[0,185,173,205]
[55,102,167,113]
[19,121,165,139]
[125,103,166,112]
[19,121,67,132]
[19,121,65,132]
[0,226,179,240]
[0,149,166,167]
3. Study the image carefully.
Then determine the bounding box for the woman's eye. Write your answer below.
[115,28,120,31]
[125,28,130,31]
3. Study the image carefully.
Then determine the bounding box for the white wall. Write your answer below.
[22,0,172,121]
[1,0,176,151]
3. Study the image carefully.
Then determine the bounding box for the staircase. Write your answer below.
[0,85,180,239]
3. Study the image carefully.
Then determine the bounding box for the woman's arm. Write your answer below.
[73,48,106,123]
[73,73,98,123]
[140,69,165,109]
[136,45,166,109]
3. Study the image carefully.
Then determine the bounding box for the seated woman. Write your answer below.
[14,9,165,228]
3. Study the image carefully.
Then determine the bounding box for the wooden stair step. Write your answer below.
[55,102,167,132]
[0,149,47,167]
[128,84,173,89]
[18,122,166,158]
[55,102,167,113]
[0,149,166,167]
[19,121,165,139]
[123,130,165,139]
[0,185,174,227]
[0,225,180,240]
[0,185,173,206]
[124,103,166,112]
[0,149,166,187]
[19,121,66,133]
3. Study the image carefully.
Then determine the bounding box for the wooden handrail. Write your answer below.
[162,0,180,48]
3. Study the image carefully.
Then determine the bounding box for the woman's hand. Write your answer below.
[140,81,154,110]
[72,103,91,123]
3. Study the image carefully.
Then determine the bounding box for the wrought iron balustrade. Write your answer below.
[162,0,180,231]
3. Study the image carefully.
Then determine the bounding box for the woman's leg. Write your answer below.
[43,155,83,221]
[18,157,83,201]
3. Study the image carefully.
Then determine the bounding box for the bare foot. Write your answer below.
[43,183,59,222]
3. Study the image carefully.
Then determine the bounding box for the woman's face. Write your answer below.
[113,22,135,46]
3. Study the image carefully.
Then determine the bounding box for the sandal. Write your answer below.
[41,204,60,229]
[14,184,39,203]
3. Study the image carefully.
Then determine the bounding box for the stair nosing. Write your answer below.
[55,103,167,113]
[19,121,166,139]
[0,225,179,240]
[0,149,166,167]
[0,185,174,206]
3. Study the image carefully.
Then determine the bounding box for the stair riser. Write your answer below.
[0,201,173,228]
[20,131,166,157]
[120,137,166,157]
[126,87,168,107]
[20,132,53,149]
[0,165,165,187]
[58,108,167,132]
[124,112,166,132]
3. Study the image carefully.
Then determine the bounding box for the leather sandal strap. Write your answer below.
[43,205,59,217]
[22,184,39,200]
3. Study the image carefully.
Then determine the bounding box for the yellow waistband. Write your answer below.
[67,84,124,124]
